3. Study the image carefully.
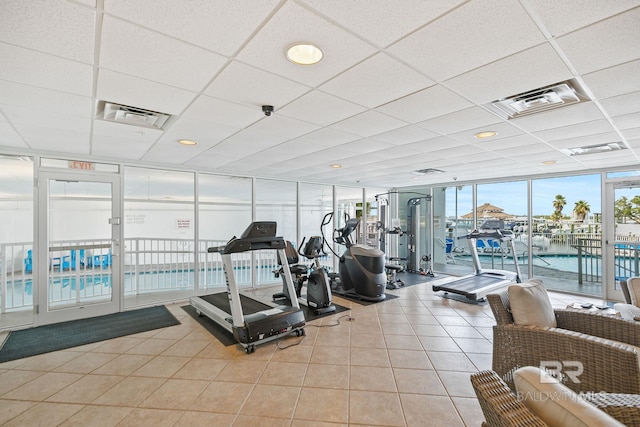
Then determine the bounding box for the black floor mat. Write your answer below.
[0,306,180,363]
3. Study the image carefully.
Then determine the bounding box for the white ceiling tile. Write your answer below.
[278,91,366,126]
[402,136,467,152]
[388,0,545,81]
[491,143,558,157]
[340,139,394,155]
[208,129,288,155]
[105,0,280,56]
[92,135,153,160]
[598,91,640,118]
[92,119,163,143]
[445,43,572,104]
[556,7,640,74]
[371,125,440,146]
[613,112,640,130]
[320,53,435,108]
[96,69,196,116]
[330,111,407,137]
[157,117,239,146]
[0,44,93,96]
[204,62,310,108]
[182,96,261,129]
[300,0,465,47]
[474,134,545,151]
[378,85,472,123]
[100,16,227,91]
[582,60,640,100]
[417,107,502,135]
[249,115,320,140]
[0,81,91,117]
[547,131,621,150]
[526,0,640,37]
[533,119,616,142]
[285,128,360,149]
[235,2,377,87]
[621,127,640,141]
[18,126,90,153]
[0,0,95,63]
[4,106,90,133]
[0,122,27,148]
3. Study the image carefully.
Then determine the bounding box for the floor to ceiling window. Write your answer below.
[531,174,602,296]
[255,178,297,286]
[0,155,34,329]
[198,174,252,291]
[123,167,195,307]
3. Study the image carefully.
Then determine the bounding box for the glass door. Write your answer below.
[37,172,121,325]
[604,178,640,302]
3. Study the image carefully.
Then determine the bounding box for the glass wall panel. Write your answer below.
[531,174,602,296]
[199,174,252,291]
[334,187,363,260]
[440,185,474,275]
[395,189,431,273]
[0,155,34,329]
[299,182,333,271]
[123,167,195,307]
[475,181,528,279]
[255,179,297,286]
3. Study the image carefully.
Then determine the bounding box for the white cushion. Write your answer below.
[508,279,557,328]
[628,277,640,306]
[513,366,625,427]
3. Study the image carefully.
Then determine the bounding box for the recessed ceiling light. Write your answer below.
[542,160,557,165]
[286,43,323,65]
[178,139,197,146]
[330,164,342,169]
[474,131,497,139]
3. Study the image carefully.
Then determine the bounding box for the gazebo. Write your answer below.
[461,203,513,220]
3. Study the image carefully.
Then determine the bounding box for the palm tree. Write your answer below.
[551,194,566,224]
[573,200,591,222]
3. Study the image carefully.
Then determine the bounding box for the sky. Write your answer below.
[445,173,639,218]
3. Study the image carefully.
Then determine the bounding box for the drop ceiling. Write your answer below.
[0,0,639,188]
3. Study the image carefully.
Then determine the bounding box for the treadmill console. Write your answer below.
[208,221,284,254]
[479,219,504,230]
[240,221,277,238]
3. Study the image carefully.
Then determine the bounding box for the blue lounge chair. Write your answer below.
[24,249,33,274]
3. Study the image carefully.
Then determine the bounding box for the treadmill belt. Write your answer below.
[435,275,505,292]
[199,292,272,315]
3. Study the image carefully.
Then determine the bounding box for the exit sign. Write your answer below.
[68,161,95,170]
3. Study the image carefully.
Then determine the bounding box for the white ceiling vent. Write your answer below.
[96,101,172,129]
[561,142,626,156]
[487,79,590,120]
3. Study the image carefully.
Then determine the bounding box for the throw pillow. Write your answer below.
[508,279,557,328]
[514,366,625,427]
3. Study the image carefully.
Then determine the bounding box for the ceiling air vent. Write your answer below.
[561,142,626,157]
[96,101,172,130]
[487,79,590,120]
[412,168,444,175]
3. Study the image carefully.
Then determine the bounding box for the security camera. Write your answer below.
[262,105,274,116]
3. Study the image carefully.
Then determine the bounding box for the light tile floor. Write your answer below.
[0,279,601,426]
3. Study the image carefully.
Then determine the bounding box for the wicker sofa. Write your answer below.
[487,289,640,395]
[615,278,640,321]
[471,369,640,427]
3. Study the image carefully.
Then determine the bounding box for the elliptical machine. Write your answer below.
[273,236,336,315]
[322,212,386,302]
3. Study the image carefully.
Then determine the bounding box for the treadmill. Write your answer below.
[432,219,522,301]
[189,221,305,353]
